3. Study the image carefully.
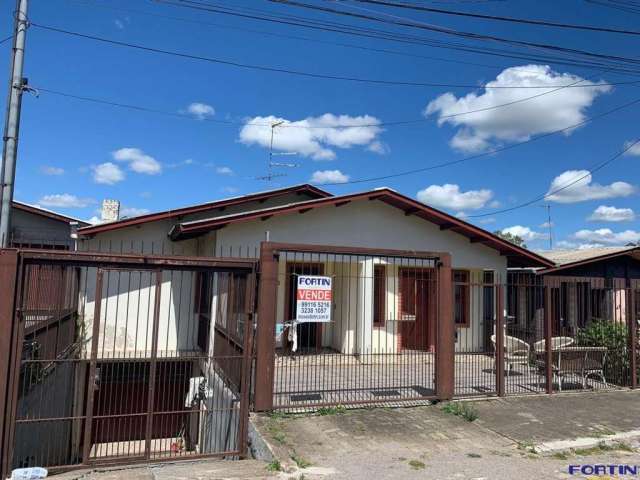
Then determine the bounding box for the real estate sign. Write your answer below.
[296,275,332,323]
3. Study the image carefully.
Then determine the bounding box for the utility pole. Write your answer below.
[0,0,29,247]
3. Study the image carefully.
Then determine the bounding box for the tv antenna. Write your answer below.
[539,204,553,250]
[256,121,300,182]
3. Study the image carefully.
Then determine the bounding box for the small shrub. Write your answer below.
[317,405,346,416]
[291,452,312,469]
[576,319,629,386]
[266,460,282,472]
[408,460,426,470]
[441,402,478,422]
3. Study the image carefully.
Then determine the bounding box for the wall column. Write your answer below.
[436,253,454,400]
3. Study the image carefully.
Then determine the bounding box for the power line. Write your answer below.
[0,35,13,45]
[66,0,521,72]
[33,68,630,129]
[158,0,640,75]
[349,0,640,35]
[467,138,640,218]
[29,23,640,88]
[313,95,640,185]
[272,0,640,69]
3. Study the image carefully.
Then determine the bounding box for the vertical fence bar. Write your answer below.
[238,270,256,457]
[495,283,505,397]
[144,270,163,459]
[630,287,637,390]
[82,269,105,463]
[255,242,278,411]
[0,250,19,479]
[544,281,553,394]
[436,253,454,401]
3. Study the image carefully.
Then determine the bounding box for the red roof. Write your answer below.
[169,188,553,268]
[78,184,331,236]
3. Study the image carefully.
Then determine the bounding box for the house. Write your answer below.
[8,201,88,249]
[507,246,640,338]
[76,184,551,358]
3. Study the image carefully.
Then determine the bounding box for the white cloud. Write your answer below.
[501,225,546,242]
[40,166,64,176]
[545,170,635,203]
[215,166,234,175]
[425,65,611,153]
[113,148,162,175]
[221,186,239,194]
[120,206,150,218]
[624,140,640,156]
[540,221,554,228]
[38,194,95,209]
[93,162,125,185]
[588,205,635,222]
[239,114,383,160]
[86,216,102,225]
[572,228,640,246]
[310,169,350,184]
[417,183,493,210]
[186,102,215,120]
[114,19,124,30]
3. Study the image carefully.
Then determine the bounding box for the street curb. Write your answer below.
[536,430,640,453]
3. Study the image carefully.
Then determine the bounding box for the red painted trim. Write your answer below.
[172,189,554,268]
[77,184,331,235]
[12,202,89,225]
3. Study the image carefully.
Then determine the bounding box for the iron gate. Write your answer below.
[0,250,256,477]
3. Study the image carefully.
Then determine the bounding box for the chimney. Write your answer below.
[101,199,120,222]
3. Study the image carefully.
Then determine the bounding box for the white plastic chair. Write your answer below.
[491,334,530,373]
[533,336,574,353]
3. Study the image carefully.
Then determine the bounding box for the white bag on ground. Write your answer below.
[11,467,48,479]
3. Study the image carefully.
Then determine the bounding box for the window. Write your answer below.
[373,265,386,327]
[454,270,470,327]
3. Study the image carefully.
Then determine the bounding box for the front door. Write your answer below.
[286,263,324,351]
[399,268,435,351]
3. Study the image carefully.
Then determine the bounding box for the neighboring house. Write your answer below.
[508,246,640,340]
[9,201,88,249]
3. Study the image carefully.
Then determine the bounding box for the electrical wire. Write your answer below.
[349,0,640,35]
[272,0,640,68]
[29,23,640,89]
[467,138,640,218]
[0,35,13,45]
[311,95,640,185]
[159,0,640,75]
[32,68,629,129]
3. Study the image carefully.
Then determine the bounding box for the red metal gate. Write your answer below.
[0,249,256,477]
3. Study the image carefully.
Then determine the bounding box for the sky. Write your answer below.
[2,0,640,251]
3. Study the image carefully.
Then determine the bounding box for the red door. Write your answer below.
[399,268,434,351]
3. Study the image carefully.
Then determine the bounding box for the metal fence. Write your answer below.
[0,250,256,477]
[254,244,444,411]
[452,274,639,398]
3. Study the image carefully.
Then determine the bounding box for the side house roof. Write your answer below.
[78,184,331,236]
[13,201,90,226]
[537,246,640,274]
[169,188,553,268]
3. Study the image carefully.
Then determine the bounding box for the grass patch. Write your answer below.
[271,431,286,444]
[441,402,478,422]
[266,460,282,472]
[587,427,616,438]
[291,452,312,469]
[517,440,538,454]
[466,453,482,458]
[573,441,634,456]
[551,452,569,460]
[408,460,426,470]
[317,406,347,416]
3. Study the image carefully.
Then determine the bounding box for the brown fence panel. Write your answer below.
[261,244,442,411]
[2,250,256,475]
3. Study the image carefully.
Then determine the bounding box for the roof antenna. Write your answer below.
[539,204,553,250]
[256,121,299,182]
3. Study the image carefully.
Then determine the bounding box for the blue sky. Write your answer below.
[3,0,640,250]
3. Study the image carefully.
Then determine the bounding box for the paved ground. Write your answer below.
[46,390,640,480]
[255,389,640,480]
